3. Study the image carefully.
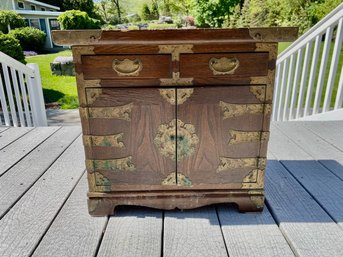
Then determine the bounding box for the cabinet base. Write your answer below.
[87,190,264,216]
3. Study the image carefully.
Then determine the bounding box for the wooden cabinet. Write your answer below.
[52,28,297,216]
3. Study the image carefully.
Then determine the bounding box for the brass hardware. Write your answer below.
[154,119,199,161]
[86,88,102,105]
[209,57,239,75]
[94,172,111,190]
[220,102,265,119]
[255,43,278,61]
[86,103,133,121]
[86,156,136,172]
[242,169,265,189]
[158,44,193,61]
[159,88,194,105]
[249,86,265,101]
[228,130,269,144]
[72,46,95,64]
[160,72,193,86]
[162,172,192,187]
[217,157,266,172]
[112,58,143,76]
[83,133,125,148]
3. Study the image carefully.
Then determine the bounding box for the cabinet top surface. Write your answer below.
[52,27,298,46]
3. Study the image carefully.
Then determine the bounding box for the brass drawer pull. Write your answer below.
[112,58,143,76]
[209,57,239,75]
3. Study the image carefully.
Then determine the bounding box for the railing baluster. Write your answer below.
[311,27,333,115]
[277,59,289,121]
[272,63,283,121]
[289,48,303,120]
[0,72,11,126]
[18,71,32,127]
[304,34,323,116]
[296,42,313,119]
[283,55,295,120]
[10,68,25,126]
[1,63,18,126]
[323,18,343,112]
[334,64,343,109]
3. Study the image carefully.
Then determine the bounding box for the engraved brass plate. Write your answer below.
[158,44,193,61]
[87,103,133,121]
[86,156,136,172]
[242,169,265,189]
[209,57,239,75]
[83,133,125,148]
[217,157,266,172]
[94,172,111,187]
[154,119,199,161]
[112,58,143,76]
[160,72,193,86]
[228,130,269,144]
[159,88,194,105]
[86,88,102,105]
[220,102,271,119]
[249,86,265,101]
[162,172,192,187]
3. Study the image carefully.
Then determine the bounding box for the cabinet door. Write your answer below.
[176,86,268,189]
[84,87,176,191]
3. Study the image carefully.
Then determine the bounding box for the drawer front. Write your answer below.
[80,54,172,80]
[180,52,269,78]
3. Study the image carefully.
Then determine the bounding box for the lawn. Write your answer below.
[26,50,78,109]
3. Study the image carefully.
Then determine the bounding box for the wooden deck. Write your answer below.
[0,121,343,257]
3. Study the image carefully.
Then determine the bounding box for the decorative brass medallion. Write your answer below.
[217,157,266,172]
[83,133,125,148]
[228,130,269,144]
[220,102,271,119]
[209,57,239,75]
[154,119,199,161]
[249,86,265,101]
[160,72,193,86]
[242,169,265,189]
[87,103,133,121]
[86,156,136,172]
[159,88,194,105]
[112,58,143,76]
[162,172,192,187]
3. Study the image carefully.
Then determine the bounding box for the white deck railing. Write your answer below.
[273,3,343,121]
[0,51,47,127]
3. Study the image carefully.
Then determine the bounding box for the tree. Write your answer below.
[0,10,25,33]
[169,0,194,16]
[62,0,96,17]
[112,0,122,23]
[141,4,151,21]
[151,2,160,20]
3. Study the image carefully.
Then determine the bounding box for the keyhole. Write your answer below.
[170,135,175,141]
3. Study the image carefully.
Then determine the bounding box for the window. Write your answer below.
[18,2,24,9]
[41,8,46,11]
[49,19,60,30]
[31,5,36,10]
[29,19,40,30]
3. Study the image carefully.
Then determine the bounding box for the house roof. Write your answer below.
[16,10,62,17]
[21,0,60,10]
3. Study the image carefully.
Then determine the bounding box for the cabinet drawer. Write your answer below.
[180,52,269,79]
[80,54,172,80]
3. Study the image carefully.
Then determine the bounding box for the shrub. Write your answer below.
[57,10,101,29]
[0,10,25,33]
[148,23,177,30]
[0,33,25,63]
[9,27,46,52]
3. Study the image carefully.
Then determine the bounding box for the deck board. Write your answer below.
[0,122,343,257]
[0,136,85,257]
[32,175,107,257]
[271,124,343,228]
[0,127,9,133]
[217,205,295,257]
[163,207,228,257]
[0,127,59,176]
[0,126,81,218]
[97,207,163,257]
[0,127,33,150]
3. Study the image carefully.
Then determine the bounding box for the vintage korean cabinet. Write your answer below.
[52,28,297,216]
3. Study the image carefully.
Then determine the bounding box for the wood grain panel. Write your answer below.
[81,55,172,80]
[176,86,265,187]
[84,88,176,189]
[180,53,269,78]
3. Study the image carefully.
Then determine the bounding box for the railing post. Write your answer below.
[26,63,48,126]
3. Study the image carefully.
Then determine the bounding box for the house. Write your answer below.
[0,0,63,49]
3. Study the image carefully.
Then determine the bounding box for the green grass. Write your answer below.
[26,50,78,109]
